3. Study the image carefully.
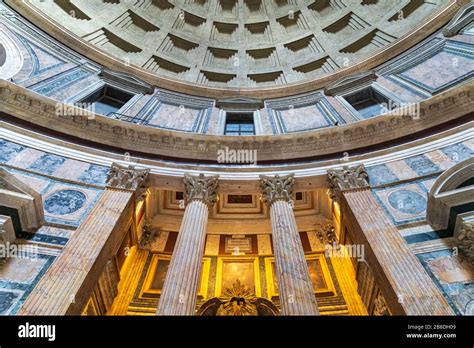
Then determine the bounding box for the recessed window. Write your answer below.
[344,87,392,119]
[228,195,253,204]
[224,113,255,136]
[81,85,134,116]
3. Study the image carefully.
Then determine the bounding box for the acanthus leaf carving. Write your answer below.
[183,173,219,207]
[259,174,295,205]
[327,164,369,201]
[106,162,150,191]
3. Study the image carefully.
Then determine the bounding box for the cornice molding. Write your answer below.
[3,0,466,99]
[0,79,472,163]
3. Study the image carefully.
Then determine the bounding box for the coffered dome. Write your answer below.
[28,0,445,89]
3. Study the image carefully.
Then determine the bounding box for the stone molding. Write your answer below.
[183,173,219,207]
[327,164,370,201]
[0,215,15,245]
[427,158,474,230]
[0,168,44,232]
[443,3,474,37]
[0,80,471,163]
[259,174,295,205]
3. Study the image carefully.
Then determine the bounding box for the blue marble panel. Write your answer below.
[31,68,91,96]
[397,42,474,94]
[17,36,65,78]
[5,168,103,228]
[42,183,102,228]
[417,250,474,315]
[0,290,22,315]
[404,230,451,244]
[404,155,440,176]
[16,231,69,246]
[44,189,87,215]
[366,164,398,186]
[387,189,426,215]
[0,139,25,163]
[77,164,109,185]
[441,143,473,163]
[372,181,429,225]
[0,253,55,315]
[28,154,65,175]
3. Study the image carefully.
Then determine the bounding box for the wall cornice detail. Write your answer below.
[1,80,472,163]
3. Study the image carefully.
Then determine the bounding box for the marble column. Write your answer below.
[19,163,150,315]
[260,174,320,315]
[156,173,219,315]
[328,164,454,315]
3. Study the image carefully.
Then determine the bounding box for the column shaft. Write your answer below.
[18,188,133,315]
[270,200,320,315]
[156,200,209,315]
[343,189,454,315]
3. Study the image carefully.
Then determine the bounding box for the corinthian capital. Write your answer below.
[327,164,369,200]
[106,163,150,191]
[184,173,219,207]
[259,174,295,205]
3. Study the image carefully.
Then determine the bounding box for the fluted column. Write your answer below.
[328,165,454,315]
[157,173,219,315]
[260,174,319,315]
[19,163,150,315]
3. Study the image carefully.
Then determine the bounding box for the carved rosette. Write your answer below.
[457,222,474,264]
[183,173,219,207]
[106,163,150,192]
[259,174,295,206]
[327,164,369,201]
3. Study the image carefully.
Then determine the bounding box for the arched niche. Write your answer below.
[0,28,24,80]
[427,158,474,232]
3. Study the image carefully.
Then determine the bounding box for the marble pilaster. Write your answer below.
[328,164,454,315]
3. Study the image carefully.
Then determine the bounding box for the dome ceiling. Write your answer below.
[29,0,445,89]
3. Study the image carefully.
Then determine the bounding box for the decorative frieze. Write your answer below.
[259,174,295,205]
[327,164,369,201]
[0,80,471,163]
[183,173,219,207]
